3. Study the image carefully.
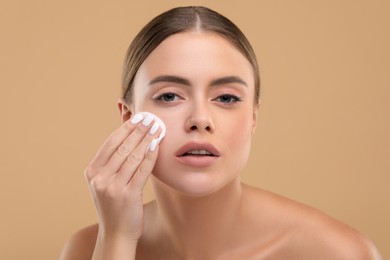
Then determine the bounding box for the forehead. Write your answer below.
[134,31,254,86]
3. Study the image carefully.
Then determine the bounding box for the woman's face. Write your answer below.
[131,31,258,196]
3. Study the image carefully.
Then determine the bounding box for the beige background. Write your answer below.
[1,0,389,259]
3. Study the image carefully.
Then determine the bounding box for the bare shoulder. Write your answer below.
[292,210,382,260]
[59,223,98,260]
[241,184,382,259]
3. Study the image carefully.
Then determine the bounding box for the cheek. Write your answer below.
[219,112,254,155]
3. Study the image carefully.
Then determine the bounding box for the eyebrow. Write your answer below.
[210,76,247,87]
[148,75,248,87]
[148,75,190,86]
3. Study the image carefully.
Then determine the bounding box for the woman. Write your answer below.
[60,6,381,259]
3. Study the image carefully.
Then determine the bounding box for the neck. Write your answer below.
[151,177,243,258]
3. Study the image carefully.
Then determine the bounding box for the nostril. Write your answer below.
[190,125,211,131]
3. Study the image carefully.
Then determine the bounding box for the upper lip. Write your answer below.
[175,141,221,157]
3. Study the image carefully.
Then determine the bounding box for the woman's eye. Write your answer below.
[155,92,180,102]
[215,94,242,104]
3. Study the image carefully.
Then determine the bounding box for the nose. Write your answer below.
[184,103,215,133]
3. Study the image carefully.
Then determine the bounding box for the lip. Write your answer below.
[175,141,221,167]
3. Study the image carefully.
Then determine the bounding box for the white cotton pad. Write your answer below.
[139,112,166,144]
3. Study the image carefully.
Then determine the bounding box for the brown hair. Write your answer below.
[122,6,260,104]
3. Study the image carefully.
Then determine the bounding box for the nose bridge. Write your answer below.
[185,96,214,133]
[192,96,208,117]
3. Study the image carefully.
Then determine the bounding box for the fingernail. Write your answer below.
[147,139,158,153]
[149,122,160,135]
[142,115,154,126]
[130,113,143,124]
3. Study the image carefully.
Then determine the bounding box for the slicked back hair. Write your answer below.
[122,6,260,104]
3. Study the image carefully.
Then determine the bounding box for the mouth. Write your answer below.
[175,142,221,158]
[182,150,215,156]
[175,142,220,168]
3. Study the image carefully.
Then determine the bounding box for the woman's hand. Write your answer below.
[84,113,162,259]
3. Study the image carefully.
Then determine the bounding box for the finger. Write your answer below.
[128,142,160,189]
[89,113,144,170]
[105,117,159,173]
[113,125,161,185]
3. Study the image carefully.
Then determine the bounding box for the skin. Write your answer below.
[60,31,382,259]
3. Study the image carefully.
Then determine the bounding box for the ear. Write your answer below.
[117,98,133,123]
[251,102,260,136]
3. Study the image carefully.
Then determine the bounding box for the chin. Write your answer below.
[150,142,250,197]
[151,163,240,197]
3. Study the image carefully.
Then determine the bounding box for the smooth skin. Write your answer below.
[60,31,381,259]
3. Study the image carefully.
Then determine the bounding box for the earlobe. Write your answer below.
[117,98,133,123]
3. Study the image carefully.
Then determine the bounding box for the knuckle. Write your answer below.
[126,152,142,165]
[83,165,95,181]
[143,134,154,144]
[89,175,106,192]
[138,163,152,176]
[105,133,119,150]
[105,184,122,199]
[144,150,155,160]
[123,121,134,132]
[134,124,147,135]
[116,144,129,157]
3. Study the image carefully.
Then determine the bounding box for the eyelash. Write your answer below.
[214,93,242,103]
[153,92,242,104]
[154,92,180,102]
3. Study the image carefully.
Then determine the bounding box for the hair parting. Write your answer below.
[122,6,260,104]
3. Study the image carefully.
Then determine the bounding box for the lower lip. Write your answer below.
[175,155,219,167]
